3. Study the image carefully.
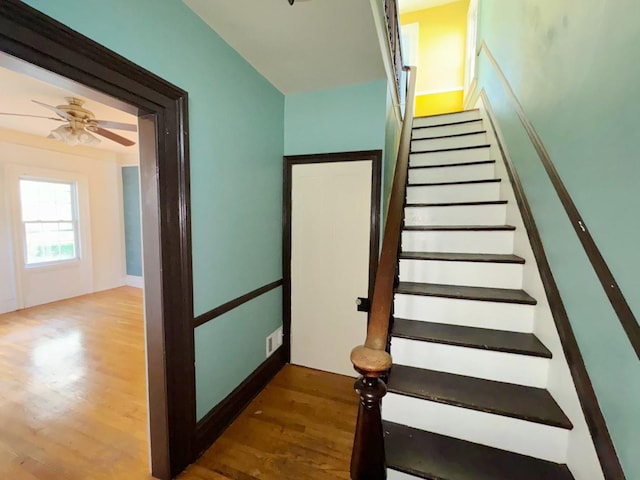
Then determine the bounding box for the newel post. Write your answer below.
[350,346,392,480]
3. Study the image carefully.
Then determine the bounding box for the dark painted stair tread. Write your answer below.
[409,159,496,170]
[396,282,537,305]
[408,178,500,187]
[400,252,525,264]
[392,318,551,358]
[387,365,572,429]
[403,225,515,231]
[412,118,483,130]
[412,144,491,154]
[412,130,487,140]
[406,200,507,207]
[384,421,575,480]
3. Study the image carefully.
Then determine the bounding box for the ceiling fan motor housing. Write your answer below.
[59,97,95,130]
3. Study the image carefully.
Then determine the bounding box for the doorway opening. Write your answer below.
[1,3,194,479]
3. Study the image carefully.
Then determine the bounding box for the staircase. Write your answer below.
[381,110,582,479]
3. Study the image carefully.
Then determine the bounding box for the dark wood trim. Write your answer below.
[411,144,491,155]
[481,90,626,479]
[282,150,383,362]
[193,280,283,328]
[480,41,639,360]
[0,3,194,478]
[194,346,286,456]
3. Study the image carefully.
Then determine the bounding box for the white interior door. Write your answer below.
[290,160,372,377]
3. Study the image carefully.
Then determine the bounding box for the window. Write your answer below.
[464,0,479,95]
[19,179,79,265]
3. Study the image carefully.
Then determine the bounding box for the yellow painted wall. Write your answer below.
[401,0,469,117]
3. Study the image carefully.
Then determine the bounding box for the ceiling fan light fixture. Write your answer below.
[48,124,101,146]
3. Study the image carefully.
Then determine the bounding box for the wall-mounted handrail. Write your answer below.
[349,64,416,480]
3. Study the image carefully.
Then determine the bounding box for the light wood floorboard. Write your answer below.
[0,287,151,480]
[179,365,358,480]
[0,287,359,479]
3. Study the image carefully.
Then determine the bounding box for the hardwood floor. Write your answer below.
[0,287,359,479]
[0,287,150,480]
[179,365,359,480]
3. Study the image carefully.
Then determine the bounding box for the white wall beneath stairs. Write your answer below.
[0,128,130,313]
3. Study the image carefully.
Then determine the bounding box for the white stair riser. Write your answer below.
[408,162,495,184]
[404,204,507,226]
[406,182,500,204]
[382,394,569,463]
[412,132,487,152]
[413,110,481,128]
[399,259,523,289]
[387,469,420,480]
[412,120,483,139]
[402,230,514,254]
[393,294,534,332]
[390,338,548,388]
[410,147,491,167]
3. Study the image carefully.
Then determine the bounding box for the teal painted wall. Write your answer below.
[194,287,282,419]
[22,0,285,420]
[284,80,387,156]
[121,166,142,277]
[474,1,640,476]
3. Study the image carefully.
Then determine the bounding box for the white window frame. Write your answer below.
[464,0,480,103]
[19,176,81,267]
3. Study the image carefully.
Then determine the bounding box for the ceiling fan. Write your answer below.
[0,97,137,147]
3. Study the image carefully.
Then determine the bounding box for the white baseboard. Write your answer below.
[126,275,144,288]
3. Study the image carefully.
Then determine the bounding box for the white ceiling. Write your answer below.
[398,0,461,14]
[183,0,386,94]
[0,64,138,155]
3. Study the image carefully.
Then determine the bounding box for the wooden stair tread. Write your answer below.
[412,130,487,141]
[409,160,496,170]
[406,200,507,207]
[411,144,491,154]
[392,318,551,358]
[408,178,501,187]
[412,118,483,130]
[396,282,537,305]
[404,225,515,231]
[387,365,572,429]
[384,421,575,480]
[400,252,525,264]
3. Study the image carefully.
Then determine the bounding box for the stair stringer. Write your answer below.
[475,96,605,480]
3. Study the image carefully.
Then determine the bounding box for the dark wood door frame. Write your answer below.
[282,150,383,363]
[0,2,195,478]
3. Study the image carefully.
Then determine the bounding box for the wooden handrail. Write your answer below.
[349,65,416,480]
[351,65,417,376]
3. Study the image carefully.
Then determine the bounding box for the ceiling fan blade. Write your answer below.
[32,100,73,120]
[91,126,136,147]
[0,112,64,121]
[94,120,138,132]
